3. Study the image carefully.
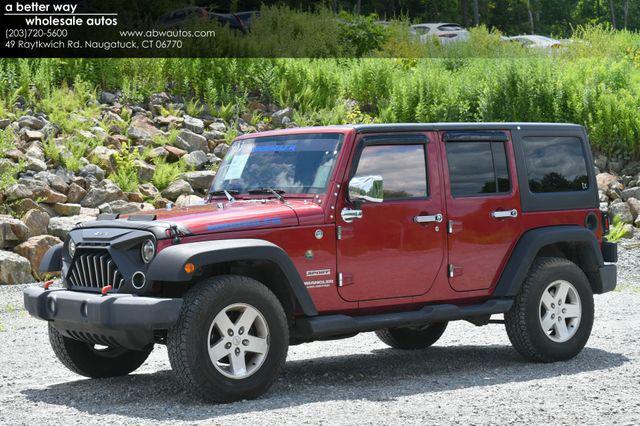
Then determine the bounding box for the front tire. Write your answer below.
[167,275,288,403]
[505,257,594,362]
[48,324,152,378]
[375,322,448,350]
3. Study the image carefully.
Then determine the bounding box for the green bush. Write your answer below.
[152,158,186,191]
[109,143,140,193]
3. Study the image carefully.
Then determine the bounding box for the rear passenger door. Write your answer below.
[441,131,523,291]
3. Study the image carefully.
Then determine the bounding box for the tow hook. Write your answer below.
[101,285,113,296]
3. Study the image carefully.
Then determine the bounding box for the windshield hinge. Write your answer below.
[337,226,342,240]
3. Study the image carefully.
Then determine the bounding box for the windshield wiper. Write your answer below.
[248,187,287,204]
[209,189,238,202]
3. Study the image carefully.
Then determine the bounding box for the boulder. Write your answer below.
[0,215,30,248]
[18,115,45,130]
[176,194,205,207]
[127,115,162,142]
[609,202,634,224]
[0,250,34,284]
[148,92,171,111]
[271,107,292,127]
[80,183,124,208]
[79,164,106,181]
[181,170,215,192]
[23,130,44,141]
[25,156,47,172]
[34,171,69,193]
[153,198,171,209]
[621,224,636,239]
[5,183,33,202]
[14,235,63,280]
[90,146,117,171]
[134,159,155,182]
[209,121,227,133]
[66,182,87,203]
[183,115,205,134]
[155,115,183,127]
[213,143,230,158]
[54,203,82,216]
[182,150,208,170]
[99,91,117,105]
[138,183,160,199]
[11,198,46,216]
[125,192,144,203]
[627,198,640,220]
[161,179,193,200]
[164,145,187,160]
[174,129,208,153]
[48,215,96,239]
[25,143,45,161]
[203,130,225,141]
[102,200,143,215]
[145,146,169,161]
[0,158,18,176]
[31,186,67,204]
[22,209,50,237]
[620,187,640,202]
[0,118,11,129]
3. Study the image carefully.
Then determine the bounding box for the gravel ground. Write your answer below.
[1,262,639,425]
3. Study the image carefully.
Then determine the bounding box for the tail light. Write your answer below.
[601,210,610,235]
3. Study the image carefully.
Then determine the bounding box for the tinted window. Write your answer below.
[353,144,427,200]
[523,137,589,193]
[446,142,510,197]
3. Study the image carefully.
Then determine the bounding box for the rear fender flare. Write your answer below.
[493,226,603,297]
[146,239,317,316]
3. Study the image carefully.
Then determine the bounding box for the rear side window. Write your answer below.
[353,144,428,200]
[523,136,589,193]
[446,142,510,197]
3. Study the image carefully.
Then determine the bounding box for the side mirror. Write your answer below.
[348,175,384,204]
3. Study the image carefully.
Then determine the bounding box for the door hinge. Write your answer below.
[448,264,463,278]
[338,272,343,287]
[448,264,455,278]
[447,220,454,234]
[337,225,342,240]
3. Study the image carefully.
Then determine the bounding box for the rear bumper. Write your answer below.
[23,287,182,350]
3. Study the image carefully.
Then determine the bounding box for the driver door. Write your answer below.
[336,133,446,302]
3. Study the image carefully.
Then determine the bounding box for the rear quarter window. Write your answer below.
[523,136,589,193]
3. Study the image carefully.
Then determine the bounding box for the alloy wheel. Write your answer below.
[207,303,270,379]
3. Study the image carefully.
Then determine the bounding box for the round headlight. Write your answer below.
[68,240,76,258]
[141,239,155,263]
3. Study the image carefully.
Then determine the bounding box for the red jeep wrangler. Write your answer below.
[25,123,617,403]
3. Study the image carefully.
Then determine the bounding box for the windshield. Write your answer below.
[211,133,343,195]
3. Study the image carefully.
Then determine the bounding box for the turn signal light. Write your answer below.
[184,263,195,274]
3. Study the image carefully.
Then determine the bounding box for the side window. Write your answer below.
[446,141,511,197]
[522,136,589,193]
[353,144,428,200]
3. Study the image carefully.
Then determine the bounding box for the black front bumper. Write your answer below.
[23,287,182,350]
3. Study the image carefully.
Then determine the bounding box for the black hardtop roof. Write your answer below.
[350,122,585,133]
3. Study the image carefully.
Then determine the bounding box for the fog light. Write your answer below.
[132,271,146,289]
[48,297,57,315]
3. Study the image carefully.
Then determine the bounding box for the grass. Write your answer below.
[108,142,140,193]
[605,217,630,243]
[152,158,186,191]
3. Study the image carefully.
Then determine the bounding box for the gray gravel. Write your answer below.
[1,270,639,424]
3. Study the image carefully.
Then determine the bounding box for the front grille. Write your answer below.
[68,250,124,290]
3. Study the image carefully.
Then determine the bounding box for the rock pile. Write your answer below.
[0,90,296,284]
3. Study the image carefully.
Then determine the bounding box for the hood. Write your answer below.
[148,200,299,235]
[78,199,326,238]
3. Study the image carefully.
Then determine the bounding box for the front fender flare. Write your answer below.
[493,226,605,298]
[39,243,63,273]
[146,239,317,316]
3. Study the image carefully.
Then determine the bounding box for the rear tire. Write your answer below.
[505,257,594,362]
[48,324,152,378]
[167,275,289,403]
[375,322,448,350]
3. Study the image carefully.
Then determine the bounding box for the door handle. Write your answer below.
[491,209,518,219]
[414,213,443,224]
[341,208,363,223]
